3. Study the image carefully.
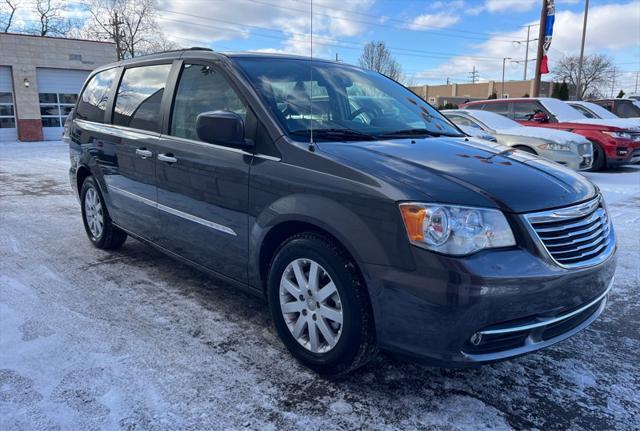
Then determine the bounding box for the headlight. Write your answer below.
[537,141,572,151]
[399,203,516,255]
[603,131,632,140]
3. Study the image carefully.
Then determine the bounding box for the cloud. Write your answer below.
[408,13,460,30]
[485,0,537,13]
[155,0,375,56]
[413,1,640,84]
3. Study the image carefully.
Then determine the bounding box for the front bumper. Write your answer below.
[364,234,617,366]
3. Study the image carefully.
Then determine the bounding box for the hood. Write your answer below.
[494,126,588,143]
[570,118,640,131]
[319,137,596,213]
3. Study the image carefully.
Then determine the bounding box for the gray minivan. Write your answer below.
[67,49,616,375]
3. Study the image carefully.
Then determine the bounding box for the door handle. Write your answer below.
[135,148,153,159]
[158,153,178,164]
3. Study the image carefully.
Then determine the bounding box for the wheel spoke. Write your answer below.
[291,315,306,338]
[308,319,320,352]
[308,261,319,292]
[281,278,300,297]
[281,301,303,314]
[316,316,337,347]
[292,260,307,290]
[316,281,337,303]
[319,306,343,324]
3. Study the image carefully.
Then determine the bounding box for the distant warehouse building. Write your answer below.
[409,80,557,108]
[0,33,116,142]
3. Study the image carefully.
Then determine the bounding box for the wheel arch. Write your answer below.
[250,194,390,295]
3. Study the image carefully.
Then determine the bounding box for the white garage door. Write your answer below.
[0,66,17,142]
[37,68,90,141]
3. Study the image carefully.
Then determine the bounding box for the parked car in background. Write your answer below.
[568,101,640,127]
[590,98,640,119]
[444,109,592,171]
[67,49,617,375]
[460,97,640,170]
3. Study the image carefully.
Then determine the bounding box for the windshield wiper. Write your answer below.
[377,128,464,138]
[289,128,378,141]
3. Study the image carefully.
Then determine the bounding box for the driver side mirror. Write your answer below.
[531,111,550,123]
[196,111,251,148]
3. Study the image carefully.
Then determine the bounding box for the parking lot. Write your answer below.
[1,140,639,430]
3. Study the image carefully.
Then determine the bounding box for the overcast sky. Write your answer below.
[8,0,640,93]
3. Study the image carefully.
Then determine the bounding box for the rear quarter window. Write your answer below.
[76,68,118,123]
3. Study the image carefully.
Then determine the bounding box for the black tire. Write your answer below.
[267,232,377,376]
[588,143,606,171]
[514,145,536,154]
[80,176,127,249]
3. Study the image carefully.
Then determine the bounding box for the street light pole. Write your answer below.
[576,0,589,100]
[502,57,512,98]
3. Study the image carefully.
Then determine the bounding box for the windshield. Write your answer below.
[234,58,463,141]
[463,109,522,130]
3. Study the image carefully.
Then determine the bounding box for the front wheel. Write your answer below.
[267,233,376,376]
[80,176,127,249]
[588,143,606,171]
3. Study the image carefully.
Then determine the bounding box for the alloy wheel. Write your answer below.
[279,258,343,353]
[84,187,104,239]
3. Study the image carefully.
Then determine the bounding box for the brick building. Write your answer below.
[409,79,556,108]
[0,33,116,142]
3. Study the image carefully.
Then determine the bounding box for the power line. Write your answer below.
[158,12,525,63]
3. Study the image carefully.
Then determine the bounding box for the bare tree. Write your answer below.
[358,41,402,81]
[1,0,20,32]
[81,0,169,60]
[32,0,76,36]
[553,54,614,100]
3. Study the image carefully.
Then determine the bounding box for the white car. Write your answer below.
[444,109,593,170]
[568,101,640,127]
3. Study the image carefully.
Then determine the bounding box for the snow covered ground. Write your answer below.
[1,140,639,430]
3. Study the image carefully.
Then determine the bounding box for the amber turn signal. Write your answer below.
[400,205,426,241]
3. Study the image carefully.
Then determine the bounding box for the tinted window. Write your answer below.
[113,64,172,132]
[481,103,509,116]
[76,68,117,123]
[616,101,640,117]
[170,64,247,141]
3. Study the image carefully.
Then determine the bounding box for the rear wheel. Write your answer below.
[267,232,376,376]
[80,176,127,249]
[589,143,606,171]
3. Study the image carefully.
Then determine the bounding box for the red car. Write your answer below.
[461,97,640,170]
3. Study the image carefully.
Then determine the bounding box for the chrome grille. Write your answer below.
[524,197,614,268]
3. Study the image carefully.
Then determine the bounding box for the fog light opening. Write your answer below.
[470,332,483,346]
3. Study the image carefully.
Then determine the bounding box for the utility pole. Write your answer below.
[533,0,548,97]
[110,12,125,60]
[502,57,512,98]
[523,25,532,80]
[610,67,616,97]
[469,66,479,83]
[446,77,450,85]
[576,0,589,100]
[635,71,639,94]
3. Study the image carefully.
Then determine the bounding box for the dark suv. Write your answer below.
[67,49,616,375]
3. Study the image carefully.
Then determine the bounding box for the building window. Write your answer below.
[0,92,15,129]
[39,93,78,127]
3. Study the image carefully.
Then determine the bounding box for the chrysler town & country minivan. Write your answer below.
[67,49,617,375]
